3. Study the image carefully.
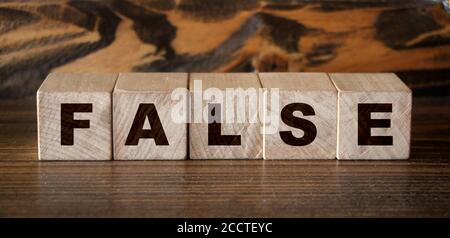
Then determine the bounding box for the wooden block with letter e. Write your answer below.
[259,73,337,159]
[189,73,263,159]
[113,73,188,160]
[37,73,118,160]
[330,73,412,160]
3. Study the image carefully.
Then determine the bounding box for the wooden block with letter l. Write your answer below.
[189,73,263,159]
[259,73,337,159]
[37,73,118,160]
[113,73,188,160]
[330,73,412,160]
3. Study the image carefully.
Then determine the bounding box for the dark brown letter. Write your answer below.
[208,104,241,146]
[279,103,317,146]
[61,103,92,145]
[125,104,169,146]
[358,103,393,146]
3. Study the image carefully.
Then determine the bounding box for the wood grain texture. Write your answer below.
[113,73,188,160]
[189,73,263,159]
[330,73,412,160]
[37,73,117,160]
[0,0,450,98]
[0,96,450,217]
[259,73,337,159]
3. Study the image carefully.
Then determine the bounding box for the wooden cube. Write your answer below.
[113,73,188,160]
[259,73,337,159]
[330,73,412,160]
[189,73,263,159]
[37,73,117,160]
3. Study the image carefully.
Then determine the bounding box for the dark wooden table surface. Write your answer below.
[0,97,449,218]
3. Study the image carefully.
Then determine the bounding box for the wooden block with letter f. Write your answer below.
[37,73,118,160]
[259,73,337,159]
[330,73,412,160]
[113,73,188,160]
[189,73,263,159]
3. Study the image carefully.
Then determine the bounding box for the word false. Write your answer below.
[37,72,411,160]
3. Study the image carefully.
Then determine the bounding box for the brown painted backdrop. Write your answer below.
[1,0,450,98]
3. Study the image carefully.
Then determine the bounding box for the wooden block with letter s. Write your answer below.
[330,73,412,160]
[37,73,118,160]
[113,73,188,160]
[189,73,263,159]
[259,73,337,159]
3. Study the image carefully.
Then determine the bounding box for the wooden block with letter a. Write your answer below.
[113,73,188,160]
[259,73,337,159]
[330,73,412,160]
[189,73,263,159]
[37,73,117,160]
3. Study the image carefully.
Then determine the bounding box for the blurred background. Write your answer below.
[0,0,449,98]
